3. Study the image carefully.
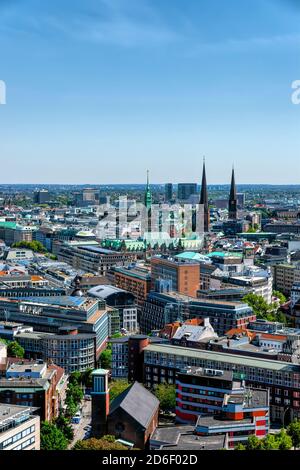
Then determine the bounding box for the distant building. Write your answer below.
[164,183,173,202]
[33,189,50,205]
[177,183,198,201]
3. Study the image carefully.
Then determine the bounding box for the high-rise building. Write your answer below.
[228,167,237,220]
[33,189,50,204]
[200,158,210,232]
[178,183,197,201]
[164,183,173,202]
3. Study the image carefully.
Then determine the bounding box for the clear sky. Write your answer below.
[0,0,299,184]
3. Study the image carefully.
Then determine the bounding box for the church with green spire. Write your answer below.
[144,169,152,210]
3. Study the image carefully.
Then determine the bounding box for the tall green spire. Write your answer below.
[145,169,152,210]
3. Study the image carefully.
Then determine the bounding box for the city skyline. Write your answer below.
[0,0,299,184]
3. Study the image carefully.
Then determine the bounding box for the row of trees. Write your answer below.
[41,371,92,450]
[236,420,300,450]
[73,435,128,450]
[12,240,46,252]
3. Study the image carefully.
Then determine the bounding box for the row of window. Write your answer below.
[1,425,35,449]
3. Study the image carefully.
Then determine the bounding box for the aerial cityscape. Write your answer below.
[0,0,300,459]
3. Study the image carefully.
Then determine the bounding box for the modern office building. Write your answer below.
[33,189,50,205]
[56,241,136,275]
[141,290,255,336]
[143,343,300,424]
[0,296,110,358]
[88,285,138,333]
[0,404,40,451]
[176,367,269,444]
[164,183,173,202]
[178,183,198,201]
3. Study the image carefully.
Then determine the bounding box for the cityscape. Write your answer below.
[0,0,300,460]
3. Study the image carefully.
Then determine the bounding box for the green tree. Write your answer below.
[153,384,176,412]
[100,348,112,369]
[246,435,264,450]
[273,290,287,305]
[7,341,25,358]
[40,421,68,450]
[277,429,292,450]
[261,434,279,450]
[69,371,81,386]
[287,420,300,449]
[12,240,46,253]
[109,380,130,403]
[73,436,127,450]
[55,414,74,442]
[235,443,246,450]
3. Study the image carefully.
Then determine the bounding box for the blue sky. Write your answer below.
[0,0,299,184]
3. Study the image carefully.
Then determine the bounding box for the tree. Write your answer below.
[69,371,81,386]
[7,341,24,358]
[235,443,246,450]
[100,348,112,369]
[153,384,176,412]
[55,414,74,441]
[261,434,279,450]
[12,240,46,253]
[277,429,292,450]
[40,421,68,450]
[287,420,300,449]
[273,290,287,305]
[73,436,127,450]
[109,380,130,403]
[246,435,264,450]
[242,293,286,323]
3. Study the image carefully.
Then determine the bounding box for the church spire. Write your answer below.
[144,169,152,211]
[199,156,210,232]
[228,165,237,220]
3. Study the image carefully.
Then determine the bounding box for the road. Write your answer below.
[68,399,92,449]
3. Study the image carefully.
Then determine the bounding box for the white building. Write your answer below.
[0,404,40,450]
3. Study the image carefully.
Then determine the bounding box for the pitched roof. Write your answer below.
[109,382,159,429]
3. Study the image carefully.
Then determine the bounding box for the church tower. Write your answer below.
[228,166,237,220]
[200,157,210,232]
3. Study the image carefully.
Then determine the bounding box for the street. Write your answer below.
[68,399,92,449]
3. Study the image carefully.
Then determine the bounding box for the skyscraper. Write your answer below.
[200,157,210,232]
[165,183,173,202]
[228,166,237,220]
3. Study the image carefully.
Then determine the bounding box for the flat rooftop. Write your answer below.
[144,343,300,372]
[0,404,37,428]
[151,426,225,450]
